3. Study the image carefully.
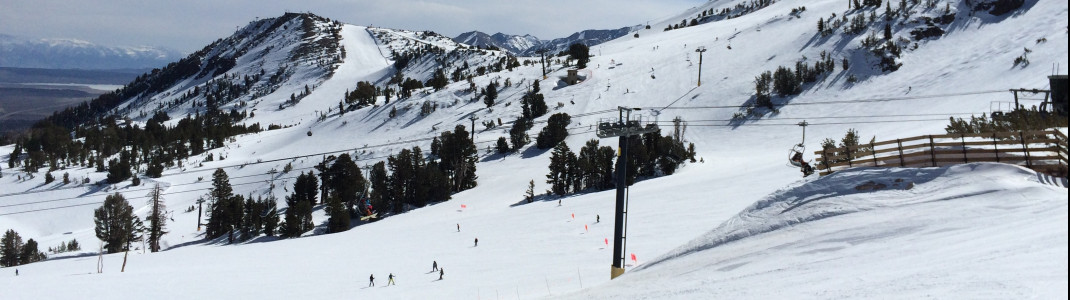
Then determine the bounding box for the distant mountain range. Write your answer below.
[453,26,638,56]
[0,34,183,70]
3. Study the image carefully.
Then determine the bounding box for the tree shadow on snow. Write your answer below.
[520,144,551,159]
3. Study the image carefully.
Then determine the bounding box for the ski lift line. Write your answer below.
[656,86,700,112]
[650,112,986,123]
[0,126,605,212]
[1,121,596,203]
[5,88,1001,197]
[683,118,954,127]
[0,201,104,217]
[0,172,308,209]
[14,90,992,204]
[647,89,1008,111]
[0,152,401,202]
[0,176,289,216]
[0,151,400,200]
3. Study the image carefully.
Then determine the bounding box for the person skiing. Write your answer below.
[439,268,444,280]
[388,273,395,285]
[432,261,438,271]
[596,215,600,223]
[369,274,375,287]
[474,238,478,247]
[456,223,460,232]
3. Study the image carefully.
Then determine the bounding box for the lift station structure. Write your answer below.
[597,106,659,279]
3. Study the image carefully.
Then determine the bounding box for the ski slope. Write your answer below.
[564,163,1069,299]
[1,0,1068,298]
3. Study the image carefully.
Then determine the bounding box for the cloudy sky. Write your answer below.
[1,0,704,53]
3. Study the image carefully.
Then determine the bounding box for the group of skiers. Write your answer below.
[367,261,445,287]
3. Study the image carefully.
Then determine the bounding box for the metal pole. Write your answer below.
[611,135,628,279]
[697,52,703,86]
[695,47,707,87]
[197,199,203,231]
[929,135,937,167]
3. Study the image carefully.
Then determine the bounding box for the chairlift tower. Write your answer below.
[597,106,659,279]
[695,47,707,87]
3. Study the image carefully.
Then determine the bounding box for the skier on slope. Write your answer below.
[474,238,478,247]
[432,261,438,271]
[369,274,375,287]
[439,268,445,280]
[388,273,396,285]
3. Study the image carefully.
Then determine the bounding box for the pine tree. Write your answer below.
[536,113,571,149]
[578,139,616,191]
[428,68,449,91]
[483,82,498,107]
[839,128,863,162]
[205,168,241,242]
[283,172,317,237]
[94,193,143,253]
[496,137,510,153]
[262,196,280,236]
[546,142,574,196]
[19,238,44,265]
[772,65,800,96]
[438,126,478,192]
[525,179,535,203]
[509,117,532,151]
[325,192,349,233]
[325,153,365,233]
[0,229,22,267]
[145,184,167,252]
[369,161,390,214]
[568,43,590,69]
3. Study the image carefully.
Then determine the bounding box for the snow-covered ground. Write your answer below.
[1,0,1067,298]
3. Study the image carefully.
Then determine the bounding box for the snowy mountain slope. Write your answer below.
[367,27,509,84]
[110,13,346,123]
[520,27,639,56]
[564,163,1069,299]
[1,0,1067,298]
[0,34,182,70]
[453,31,542,54]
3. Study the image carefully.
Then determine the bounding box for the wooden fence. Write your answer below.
[814,130,1069,177]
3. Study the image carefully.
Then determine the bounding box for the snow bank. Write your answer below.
[567,162,1068,299]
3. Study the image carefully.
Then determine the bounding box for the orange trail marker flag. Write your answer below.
[604,238,609,246]
[584,224,588,232]
[630,253,637,263]
[461,204,467,209]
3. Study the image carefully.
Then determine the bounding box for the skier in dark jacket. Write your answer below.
[388,273,395,285]
[474,238,478,247]
[432,260,438,271]
[439,268,444,280]
[369,274,375,287]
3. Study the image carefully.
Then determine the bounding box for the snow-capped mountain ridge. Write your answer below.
[453,31,542,54]
[452,26,639,57]
[0,34,183,70]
